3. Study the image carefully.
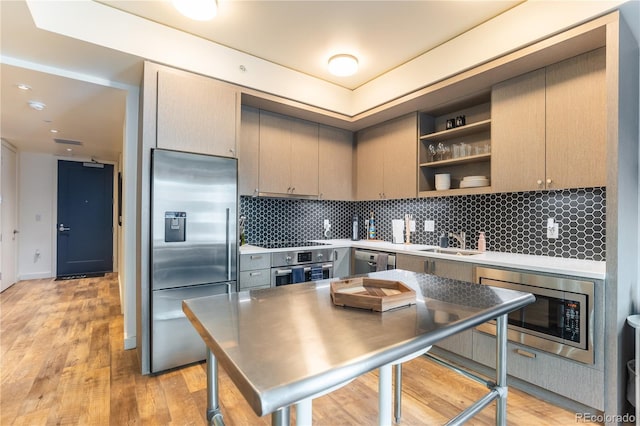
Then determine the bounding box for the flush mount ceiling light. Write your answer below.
[28,100,46,111]
[17,83,32,91]
[328,54,359,77]
[172,0,217,21]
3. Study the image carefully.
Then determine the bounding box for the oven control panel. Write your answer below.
[271,248,333,267]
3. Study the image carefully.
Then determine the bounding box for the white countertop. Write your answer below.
[240,239,606,280]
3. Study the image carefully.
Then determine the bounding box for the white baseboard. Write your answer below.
[18,272,53,281]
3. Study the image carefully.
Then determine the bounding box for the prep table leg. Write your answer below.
[272,407,290,426]
[495,315,508,426]
[394,364,402,423]
[206,349,224,425]
[378,363,392,426]
[295,398,312,426]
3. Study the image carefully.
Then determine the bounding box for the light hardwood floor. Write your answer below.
[1,275,598,425]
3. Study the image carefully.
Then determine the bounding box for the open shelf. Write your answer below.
[419,119,491,142]
[420,153,491,168]
[418,185,493,198]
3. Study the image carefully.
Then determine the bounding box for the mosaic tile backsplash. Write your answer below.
[240,187,606,261]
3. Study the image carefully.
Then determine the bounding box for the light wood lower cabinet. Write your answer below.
[472,331,604,410]
[239,253,271,290]
[396,254,473,282]
[156,67,239,157]
[396,253,474,357]
[491,48,606,192]
[259,110,319,196]
[331,247,351,279]
[356,113,417,200]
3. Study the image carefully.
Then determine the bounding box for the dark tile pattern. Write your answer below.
[240,187,606,261]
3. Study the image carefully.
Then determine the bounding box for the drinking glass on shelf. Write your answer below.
[453,143,461,158]
[428,144,436,162]
[436,142,448,161]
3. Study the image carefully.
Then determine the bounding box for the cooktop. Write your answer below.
[252,241,331,249]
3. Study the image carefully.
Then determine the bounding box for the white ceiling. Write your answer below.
[98,0,522,90]
[2,0,626,163]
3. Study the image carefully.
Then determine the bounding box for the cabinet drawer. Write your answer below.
[239,269,271,289]
[472,331,603,410]
[240,253,270,271]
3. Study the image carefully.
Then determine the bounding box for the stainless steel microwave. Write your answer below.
[474,266,594,365]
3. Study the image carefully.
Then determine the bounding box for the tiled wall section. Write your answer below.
[240,187,606,261]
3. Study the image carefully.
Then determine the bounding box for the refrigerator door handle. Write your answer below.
[226,208,231,282]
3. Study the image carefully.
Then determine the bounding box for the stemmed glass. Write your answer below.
[436,142,449,161]
[428,144,436,162]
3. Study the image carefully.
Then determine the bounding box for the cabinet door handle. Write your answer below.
[250,255,263,260]
[515,348,537,359]
[249,272,262,277]
[546,178,552,185]
[536,179,543,186]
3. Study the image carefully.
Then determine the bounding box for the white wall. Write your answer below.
[18,152,55,280]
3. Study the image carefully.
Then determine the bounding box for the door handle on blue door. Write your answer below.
[58,224,71,232]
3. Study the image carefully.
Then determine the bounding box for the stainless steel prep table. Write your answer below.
[183,269,534,425]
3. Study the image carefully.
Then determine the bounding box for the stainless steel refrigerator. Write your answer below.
[149,148,237,373]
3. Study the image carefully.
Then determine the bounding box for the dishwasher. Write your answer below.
[352,248,397,275]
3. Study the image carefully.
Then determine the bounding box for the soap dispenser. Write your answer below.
[478,232,486,252]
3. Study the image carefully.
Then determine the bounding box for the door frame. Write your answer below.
[52,157,119,277]
[1,140,18,291]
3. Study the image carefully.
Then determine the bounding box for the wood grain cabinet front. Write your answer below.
[258,110,319,196]
[318,125,354,200]
[238,106,260,196]
[356,113,418,200]
[156,68,239,158]
[491,48,606,192]
[396,253,474,357]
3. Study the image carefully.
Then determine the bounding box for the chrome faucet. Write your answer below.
[449,232,466,250]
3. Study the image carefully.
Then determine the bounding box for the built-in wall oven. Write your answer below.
[474,266,594,364]
[267,243,334,287]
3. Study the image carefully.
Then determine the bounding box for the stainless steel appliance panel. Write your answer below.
[152,282,230,372]
[271,262,333,286]
[352,249,397,275]
[149,148,238,373]
[474,266,594,364]
[151,149,237,290]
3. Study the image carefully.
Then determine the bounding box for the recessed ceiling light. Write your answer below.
[172,0,217,20]
[50,129,59,133]
[17,83,32,91]
[66,148,73,152]
[28,100,46,111]
[328,54,359,77]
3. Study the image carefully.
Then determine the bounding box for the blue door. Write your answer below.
[57,160,114,278]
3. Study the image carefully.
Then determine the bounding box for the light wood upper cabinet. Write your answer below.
[258,110,319,196]
[545,48,606,189]
[491,69,546,193]
[356,113,417,200]
[491,48,606,192]
[238,106,260,196]
[318,125,354,200]
[156,68,239,157]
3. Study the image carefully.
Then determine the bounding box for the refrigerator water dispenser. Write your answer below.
[164,211,186,242]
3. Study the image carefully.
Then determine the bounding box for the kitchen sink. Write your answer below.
[420,247,483,256]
